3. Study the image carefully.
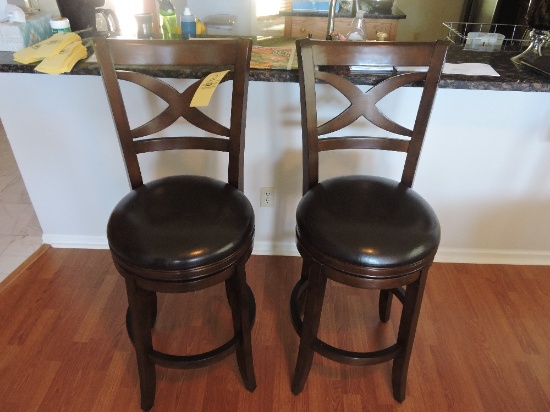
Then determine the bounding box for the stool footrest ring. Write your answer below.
[290,277,401,366]
[150,338,237,369]
[126,284,256,370]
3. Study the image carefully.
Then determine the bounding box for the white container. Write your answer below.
[180,7,196,39]
[50,17,71,33]
[203,14,236,36]
[464,32,505,52]
[347,13,365,41]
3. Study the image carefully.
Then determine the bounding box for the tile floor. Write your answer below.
[0,120,43,284]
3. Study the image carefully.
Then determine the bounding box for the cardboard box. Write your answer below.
[0,11,52,52]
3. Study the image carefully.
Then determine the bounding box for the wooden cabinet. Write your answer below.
[283,16,399,40]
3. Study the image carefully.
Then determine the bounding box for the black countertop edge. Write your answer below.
[0,46,548,93]
[280,6,406,19]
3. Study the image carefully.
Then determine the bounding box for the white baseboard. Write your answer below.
[435,247,550,265]
[42,236,301,255]
[42,235,550,266]
[42,234,109,249]
[253,241,299,256]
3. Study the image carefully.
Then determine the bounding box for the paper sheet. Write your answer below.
[355,63,500,76]
[190,70,230,107]
[442,63,500,76]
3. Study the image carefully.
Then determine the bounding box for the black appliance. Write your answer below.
[55,0,120,34]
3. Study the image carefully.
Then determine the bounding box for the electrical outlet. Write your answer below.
[260,187,275,207]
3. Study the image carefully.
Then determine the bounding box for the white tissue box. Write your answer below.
[0,11,52,52]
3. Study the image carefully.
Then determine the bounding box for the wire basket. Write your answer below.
[443,22,532,51]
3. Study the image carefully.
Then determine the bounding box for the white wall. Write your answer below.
[172,0,462,40]
[244,83,550,263]
[174,0,253,35]
[394,0,464,41]
[34,0,59,16]
[1,71,549,264]
[30,0,463,41]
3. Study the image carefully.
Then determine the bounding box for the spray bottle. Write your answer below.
[180,7,196,39]
[157,0,178,39]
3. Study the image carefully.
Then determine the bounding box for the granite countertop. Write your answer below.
[0,41,548,93]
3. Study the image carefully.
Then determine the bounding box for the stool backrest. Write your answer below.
[296,39,449,193]
[93,37,252,190]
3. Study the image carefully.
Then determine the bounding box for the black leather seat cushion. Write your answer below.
[296,176,440,268]
[108,175,254,272]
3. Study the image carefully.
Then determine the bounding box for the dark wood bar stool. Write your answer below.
[291,38,449,402]
[94,37,256,411]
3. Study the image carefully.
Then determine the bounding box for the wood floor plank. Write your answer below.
[0,249,549,411]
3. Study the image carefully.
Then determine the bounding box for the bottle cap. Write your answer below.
[183,7,192,15]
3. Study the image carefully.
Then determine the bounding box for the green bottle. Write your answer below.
[158,0,178,39]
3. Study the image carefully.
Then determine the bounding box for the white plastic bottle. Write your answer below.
[50,17,72,34]
[347,12,366,41]
[180,7,196,39]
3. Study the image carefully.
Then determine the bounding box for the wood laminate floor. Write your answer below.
[0,248,549,411]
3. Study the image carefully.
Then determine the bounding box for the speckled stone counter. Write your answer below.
[0,43,548,92]
[439,47,549,92]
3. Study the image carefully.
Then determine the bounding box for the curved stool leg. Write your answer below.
[392,267,429,402]
[296,259,312,316]
[147,291,157,329]
[226,258,256,392]
[379,289,393,322]
[291,261,327,395]
[125,291,157,338]
[125,279,156,411]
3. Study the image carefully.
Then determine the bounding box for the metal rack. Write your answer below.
[443,22,533,51]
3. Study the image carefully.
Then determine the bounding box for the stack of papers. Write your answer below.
[250,45,297,70]
[12,32,87,74]
[350,63,500,77]
[442,63,499,76]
